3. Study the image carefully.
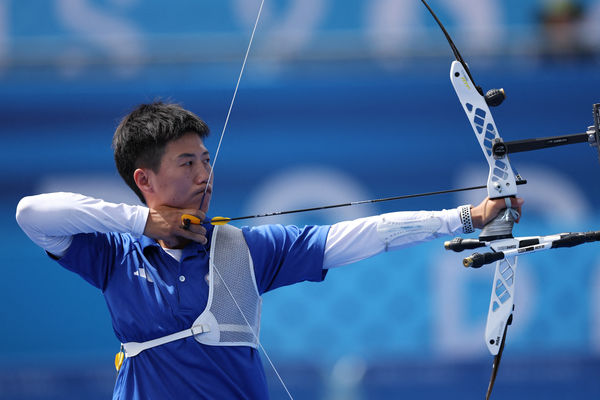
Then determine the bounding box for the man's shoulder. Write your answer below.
[240,223,288,242]
[241,223,329,249]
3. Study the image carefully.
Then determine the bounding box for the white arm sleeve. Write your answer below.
[323,208,463,269]
[16,192,149,258]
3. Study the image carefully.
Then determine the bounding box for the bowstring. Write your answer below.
[200,0,265,208]
[201,0,265,205]
[212,265,294,399]
[199,1,294,398]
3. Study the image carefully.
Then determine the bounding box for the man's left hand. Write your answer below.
[471,197,524,229]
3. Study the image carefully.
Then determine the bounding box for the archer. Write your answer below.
[16,102,523,399]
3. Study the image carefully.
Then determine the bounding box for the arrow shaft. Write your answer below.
[224,182,527,223]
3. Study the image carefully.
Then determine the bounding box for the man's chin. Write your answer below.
[163,200,206,213]
[185,204,210,216]
[167,195,210,215]
[184,204,209,214]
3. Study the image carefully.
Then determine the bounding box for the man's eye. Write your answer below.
[183,161,193,166]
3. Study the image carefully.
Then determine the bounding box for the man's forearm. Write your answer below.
[323,208,464,269]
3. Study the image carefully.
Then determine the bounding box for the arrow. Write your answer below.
[181,180,527,227]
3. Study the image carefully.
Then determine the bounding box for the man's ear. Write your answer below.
[133,168,153,196]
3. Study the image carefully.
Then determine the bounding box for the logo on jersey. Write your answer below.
[133,268,154,283]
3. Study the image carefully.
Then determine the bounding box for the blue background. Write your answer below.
[2,1,600,399]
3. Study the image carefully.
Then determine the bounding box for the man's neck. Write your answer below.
[158,238,190,250]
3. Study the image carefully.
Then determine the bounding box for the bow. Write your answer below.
[420,1,600,398]
[419,2,521,396]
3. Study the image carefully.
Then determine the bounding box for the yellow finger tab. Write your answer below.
[115,351,124,371]
[181,214,202,225]
[211,216,232,226]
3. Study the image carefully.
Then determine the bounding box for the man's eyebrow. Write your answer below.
[177,153,197,159]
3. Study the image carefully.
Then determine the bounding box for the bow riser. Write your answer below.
[449,60,518,357]
[449,61,517,199]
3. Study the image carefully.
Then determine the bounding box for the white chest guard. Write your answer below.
[195,224,262,348]
[122,224,262,357]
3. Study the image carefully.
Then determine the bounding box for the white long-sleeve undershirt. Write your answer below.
[322,209,463,269]
[16,192,465,267]
[16,192,149,257]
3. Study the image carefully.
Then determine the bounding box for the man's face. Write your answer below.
[145,132,213,212]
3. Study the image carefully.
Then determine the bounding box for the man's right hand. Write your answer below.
[144,205,207,248]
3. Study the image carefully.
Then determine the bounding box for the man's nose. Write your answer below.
[195,164,211,184]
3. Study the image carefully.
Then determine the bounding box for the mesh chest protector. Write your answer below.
[122,224,262,357]
[197,224,261,348]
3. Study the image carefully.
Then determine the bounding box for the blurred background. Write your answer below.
[2,0,600,399]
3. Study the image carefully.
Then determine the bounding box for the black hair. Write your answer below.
[112,102,210,203]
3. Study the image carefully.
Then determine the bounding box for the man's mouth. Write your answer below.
[197,186,212,196]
